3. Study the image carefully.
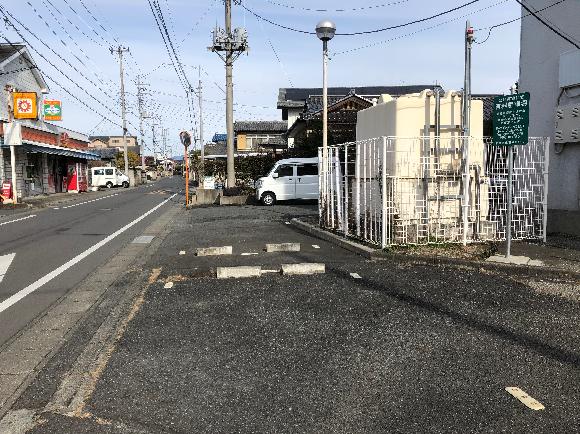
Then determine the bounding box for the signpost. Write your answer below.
[43,100,62,121]
[13,92,38,120]
[179,131,192,206]
[492,92,531,259]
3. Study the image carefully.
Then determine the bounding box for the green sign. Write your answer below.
[43,99,62,121]
[492,92,530,146]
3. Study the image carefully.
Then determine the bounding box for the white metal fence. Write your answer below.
[319,136,549,247]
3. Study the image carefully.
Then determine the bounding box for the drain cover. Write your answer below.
[132,235,155,244]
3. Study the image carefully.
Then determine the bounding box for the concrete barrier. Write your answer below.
[265,243,301,253]
[217,266,262,279]
[195,246,233,256]
[281,263,325,275]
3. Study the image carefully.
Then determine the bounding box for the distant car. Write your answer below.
[90,167,130,189]
[255,157,319,206]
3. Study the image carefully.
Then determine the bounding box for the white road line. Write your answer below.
[505,387,545,411]
[179,251,186,255]
[312,245,320,249]
[350,273,362,279]
[0,193,177,314]
[164,282,174,289]
[0,214,37,226]
[241,253,259,256]
[58,193,119,210]
[0,253,16,283]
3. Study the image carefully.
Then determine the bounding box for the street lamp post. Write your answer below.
[316,20,336,216]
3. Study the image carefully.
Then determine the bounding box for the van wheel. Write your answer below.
[122,181,129,188]
[105,181,113,189]
[261,192,276,206]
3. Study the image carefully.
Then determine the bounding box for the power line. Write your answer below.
[260,0,409,12]
[475,0,568,44]
[240,0,482,36]
[333,0,508,56]
[513,0,579,48]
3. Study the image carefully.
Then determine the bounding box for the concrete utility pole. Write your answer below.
[111,46,131,184]
[209,0,249,188]
[4,85,18,204]
[198,65,204,180]
[461,21,474,246]
[136,75,148,171]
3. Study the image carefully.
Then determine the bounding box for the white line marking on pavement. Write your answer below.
[164,282,174,289]
[241,253,259,256]
[312,245,320,249]
[285,221,291,225]
[132,235,155,244]
[505,387,545,411]
[260,269,279,274]
[350,273,362,279]
[59,193,119,210]
[0,253,16,283]
[179,251,186,255]
[0,193,177,314]
[0,214,36,226]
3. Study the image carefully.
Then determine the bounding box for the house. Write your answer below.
[0,43,99,199]
[88,135,140,156]
[519,0,580,235]
[234,120,287,155]
[278,85,436,147]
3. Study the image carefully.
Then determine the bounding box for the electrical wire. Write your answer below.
[260,0,409,12]
[475,0,568,44]
[240,0,482,36]
[513,0,579,48]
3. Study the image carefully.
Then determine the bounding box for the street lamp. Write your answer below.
[316,20,336,214]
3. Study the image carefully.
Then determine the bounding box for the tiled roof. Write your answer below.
[278,85,439,109]
[204,142,227,156]
[234,120,287,133]
[88,135,138,141]
[212,133,227,143]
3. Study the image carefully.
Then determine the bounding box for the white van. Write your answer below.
[255,157,319,206]
[90,167,130,189]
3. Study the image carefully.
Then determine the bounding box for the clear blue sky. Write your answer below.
[3,0,524,157]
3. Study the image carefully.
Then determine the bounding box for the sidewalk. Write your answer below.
[2,203,579,433]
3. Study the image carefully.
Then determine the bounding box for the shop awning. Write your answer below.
[0,141,100,160]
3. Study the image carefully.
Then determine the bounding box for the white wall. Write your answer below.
[0,56,44,121]
[519,0,580,233]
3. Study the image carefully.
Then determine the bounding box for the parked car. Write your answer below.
[90,167,129,189]
[255,157,319,206]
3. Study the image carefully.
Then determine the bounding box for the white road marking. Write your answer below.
[164,282,174,289]
[0,193,177,314]
[0,253,16,283]
[285,221,291,225]
[312,245,320,249]
[350,273,362,279]
[0,215,36,226]
[58,193,119,210]
[505,387,545,411]
[179,251,186,255]
[132,235,155,244]
[241,252,259,256]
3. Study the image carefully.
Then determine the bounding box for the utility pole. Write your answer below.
[111,46,130,184]
[209,0,249,188]
[461,21,474,246]
[198,65,204,180]
[136,75,148,172]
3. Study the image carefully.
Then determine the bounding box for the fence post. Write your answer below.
[381,136,387,248]
[355,141,361,237]
[344,144,349,235]
[462,136,471,245]
[543,137,550,243]
[335,148,343,230]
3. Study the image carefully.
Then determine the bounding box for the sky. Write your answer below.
[1,0,524,157]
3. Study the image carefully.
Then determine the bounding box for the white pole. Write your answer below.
[10,142,17,203]
[542,137,550,243]
[322,39,329,213]
[506,146,514,258]
[462,21,473,245]
[344,144,349,235]
[355,141,361,237]
[381,136,387,248]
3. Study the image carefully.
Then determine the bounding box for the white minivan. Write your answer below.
[255,157,319,206]
[90,167,130,189]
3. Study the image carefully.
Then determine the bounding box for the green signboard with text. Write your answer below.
[492,92,530,146]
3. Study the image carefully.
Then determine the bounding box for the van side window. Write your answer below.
[275,165,294,177]
[105,169,114,176]
[94,169,104,175]
[297,164,318,176]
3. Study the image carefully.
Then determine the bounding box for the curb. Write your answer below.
[289,218,580,281]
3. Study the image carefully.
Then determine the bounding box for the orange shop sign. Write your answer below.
[13,92,38,119]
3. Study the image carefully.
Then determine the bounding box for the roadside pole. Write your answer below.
[198,66,204,180]
[111,46,131,185]
[506,147,513,258]
[462,21,474,246]
[180,131,192,206]
[5,86,18,204]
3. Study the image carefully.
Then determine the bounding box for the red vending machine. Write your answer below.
[66,162,88,193]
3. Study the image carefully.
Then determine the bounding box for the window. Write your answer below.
[105,169,114,175]
[94,169,104,175]
[275,165,294,177]
[112,139,120,144]
[297,164,318,176]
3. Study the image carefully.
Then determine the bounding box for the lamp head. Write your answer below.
[316,20,336,41]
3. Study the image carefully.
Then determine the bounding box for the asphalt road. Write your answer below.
[7,203,578,433]
[0,177,181,346]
